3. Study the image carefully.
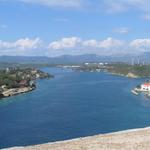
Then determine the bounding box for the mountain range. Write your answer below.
[0,53,149,64]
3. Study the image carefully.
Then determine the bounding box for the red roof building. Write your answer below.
[19,80,28,87]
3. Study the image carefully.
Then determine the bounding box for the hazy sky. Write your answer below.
[0,0,150,56]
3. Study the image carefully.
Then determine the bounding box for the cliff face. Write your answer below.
[5,127,150,150]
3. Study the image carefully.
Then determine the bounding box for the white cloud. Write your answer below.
[103,0,150,14]
[49,37,124,50]
[14,38,42,49]
[0,37,43,55]
[99,37,124,48]
[83,40,98,47]
[104,2,128,13]
[1,37,150,56]
[2,0,150,13]
[47,37,125,56]
[0,37,41,50]
[130,38,150,52]
[49,37,82,50]
[15,0,84,8]
[2,0,150,19]
[113,27,130,34]
[48,37,150,56]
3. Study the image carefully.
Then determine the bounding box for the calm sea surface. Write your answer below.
[0,67,150,148]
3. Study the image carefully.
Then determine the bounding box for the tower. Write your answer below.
[131,57,134,66]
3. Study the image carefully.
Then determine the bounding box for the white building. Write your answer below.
[141,83,150,91]
[99,63,104,65]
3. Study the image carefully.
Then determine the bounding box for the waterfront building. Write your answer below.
[141,83,150,91]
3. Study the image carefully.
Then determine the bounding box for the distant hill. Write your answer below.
[0,53,149,64]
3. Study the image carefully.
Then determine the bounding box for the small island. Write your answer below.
[0,67,54,99]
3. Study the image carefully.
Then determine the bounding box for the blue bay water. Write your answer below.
[0,67,150,148]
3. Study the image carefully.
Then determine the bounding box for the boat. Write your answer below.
[131,89,139,95]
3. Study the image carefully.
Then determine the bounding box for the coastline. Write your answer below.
[0,68,53,100]
[0,86,35,99]
[1,67,150,150]
[107,71,140,79]
[5,127,150,150]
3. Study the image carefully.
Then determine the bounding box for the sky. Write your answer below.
[0,0,150,57]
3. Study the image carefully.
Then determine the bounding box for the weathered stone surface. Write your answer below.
[5,127,150,150]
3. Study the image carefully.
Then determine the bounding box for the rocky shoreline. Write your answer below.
[108,72,139,78]
[1,86,35,99]
[5,127,150,150]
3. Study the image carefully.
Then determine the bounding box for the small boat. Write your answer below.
[131,89,139,95]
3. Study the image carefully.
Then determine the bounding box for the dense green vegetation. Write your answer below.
[76,63,150,78]
[0,63,55,70]
[0,66,54,98]
[0,68,52,90]
[108,64,150,77]
[0,71,19,88]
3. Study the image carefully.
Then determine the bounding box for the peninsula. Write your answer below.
[0,67,53,99]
